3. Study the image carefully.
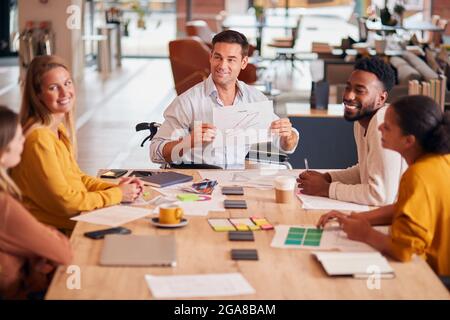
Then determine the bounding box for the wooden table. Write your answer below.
[46,170,450,300]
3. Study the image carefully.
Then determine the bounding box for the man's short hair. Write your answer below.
[212,30,249,57]
[354,57,395,92]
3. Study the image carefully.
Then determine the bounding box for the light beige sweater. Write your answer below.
[328,106,407,206]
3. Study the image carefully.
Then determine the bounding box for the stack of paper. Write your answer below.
[150,194,226,217]
[312,251,395,277]
[145,273,255,299]
[199,169,299,189]
[71,205,152,227]
[298,194,370,212]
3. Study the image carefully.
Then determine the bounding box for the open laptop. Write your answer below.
[100,234,176,267]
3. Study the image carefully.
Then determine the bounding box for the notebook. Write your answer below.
[100,234,176,267]
[135,171,193,188]
[312,252,395,278]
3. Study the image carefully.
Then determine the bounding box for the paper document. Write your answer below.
[71,205,151,227]
[213,101,274,148]
[150,193,226,216]
[145,273,255,298]
[312,251,395,277]
[271,224,389,252]
[199,169,300,188]
[298,194,370,212]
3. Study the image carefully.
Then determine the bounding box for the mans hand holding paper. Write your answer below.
[191,123,217,146]
[270,117,298,151]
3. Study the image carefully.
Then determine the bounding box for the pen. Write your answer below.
[304,158,309,171]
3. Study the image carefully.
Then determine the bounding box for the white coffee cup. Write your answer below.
[274,176,296,203]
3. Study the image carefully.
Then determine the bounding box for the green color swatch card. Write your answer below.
[284,227,322,247]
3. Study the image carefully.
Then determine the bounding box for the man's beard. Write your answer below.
[343,99,377,122]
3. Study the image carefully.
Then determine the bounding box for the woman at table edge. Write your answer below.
[318,95,450,277]
[0,105,72,299]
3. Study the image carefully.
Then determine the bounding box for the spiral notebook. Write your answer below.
[312,252,395,278]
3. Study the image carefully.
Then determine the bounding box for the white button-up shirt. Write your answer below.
[150,75,299,169]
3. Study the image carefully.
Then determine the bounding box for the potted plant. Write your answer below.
[131,1,146,30]
[254,5,265,24]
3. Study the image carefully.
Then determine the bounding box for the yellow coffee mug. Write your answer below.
[159,204,183,224]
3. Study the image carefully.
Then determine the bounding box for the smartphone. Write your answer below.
[84,227,131,240]
[100,169,128,179]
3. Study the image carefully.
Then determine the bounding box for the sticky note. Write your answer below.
[250,217,274,230]
[285,239,301,245]
[235,224,249,231]
[177,194,200,202]
[230,218,260,231]
[208,219,236,232]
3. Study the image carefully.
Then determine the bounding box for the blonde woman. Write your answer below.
[0,106,72,299]
[11,55,142,232]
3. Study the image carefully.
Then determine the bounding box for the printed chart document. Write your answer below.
[212,100,274,148]
[149,183,226,216]
[298,194,370,212]
[145,273,255,299]
[71,205,151,227]
[312,251,395,277]
[271,224,389,252]
[199,169,300,188]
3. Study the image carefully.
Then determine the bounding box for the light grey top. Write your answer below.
[150,75,299,169]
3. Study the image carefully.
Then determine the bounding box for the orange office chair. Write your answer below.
[169,37,210,95]
[169,37,258,95]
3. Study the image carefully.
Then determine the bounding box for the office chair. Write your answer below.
[169,37,258,96]
[267,17,305,74]
[135,122,292,170]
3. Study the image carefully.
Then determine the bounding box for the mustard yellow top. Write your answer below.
[10,124,122,230]
[391,153,450,276]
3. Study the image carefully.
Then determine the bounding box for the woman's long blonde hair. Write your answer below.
[0,106,22,198]
[20,55,77,154]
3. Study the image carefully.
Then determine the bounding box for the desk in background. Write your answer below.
[222,15,298,55]
[286,103,357,169]
[45,170,450,300]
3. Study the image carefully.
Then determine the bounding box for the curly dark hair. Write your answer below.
[354,57,395,93]
[391,95,450,154]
